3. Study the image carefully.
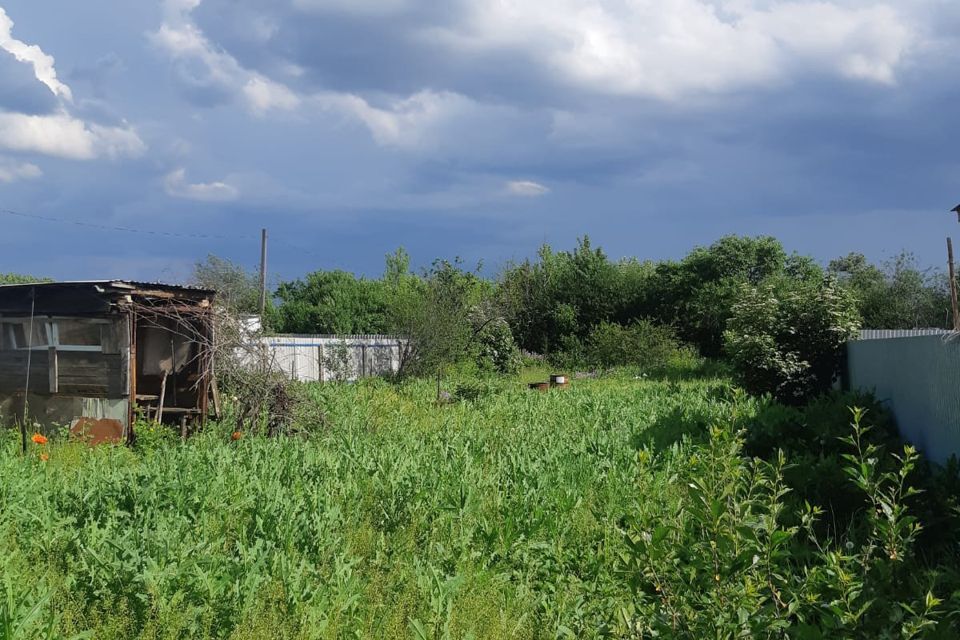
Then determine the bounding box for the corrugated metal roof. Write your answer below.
[0,280,215,294]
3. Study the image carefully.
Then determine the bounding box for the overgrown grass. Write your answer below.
[1,370,958,638]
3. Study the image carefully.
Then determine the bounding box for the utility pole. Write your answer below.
[259,228,268,320]
[948,238,959,331]
[949,206,960,331]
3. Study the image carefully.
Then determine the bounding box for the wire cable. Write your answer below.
[0,207,256,241]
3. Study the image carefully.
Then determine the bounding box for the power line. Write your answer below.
[1,204,335,266]
[0,207,256,241]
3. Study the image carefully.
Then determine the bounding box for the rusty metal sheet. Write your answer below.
[70,417,124,445]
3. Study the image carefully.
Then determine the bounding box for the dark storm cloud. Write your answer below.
[190,0,576,107]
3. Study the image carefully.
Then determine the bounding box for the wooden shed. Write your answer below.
[0,281,216,443]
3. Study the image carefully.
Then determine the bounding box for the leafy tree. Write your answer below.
[724,276,860,403]
[498,237,628,356]
[388,258,488,378]
[643,236,790,356]
[829,252,951,329]
[499,235,799,361]
[192,255,263,315]
[0,273,51,284]
[273,270,389,335]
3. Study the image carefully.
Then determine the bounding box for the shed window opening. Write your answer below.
[5,322,50,349]
[2,319,104,351]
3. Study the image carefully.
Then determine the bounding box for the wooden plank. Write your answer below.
[48,347,58,394]
[0,350,50,393]
[157,372,167,423]
[101,319,122,354]
[318,344,324,383]
[56,353,123,396]
[211,377,221,419]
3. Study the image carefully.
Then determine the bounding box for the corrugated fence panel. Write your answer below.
[261,335,405,382]
[847,333,960,464]
[858,329,950,340]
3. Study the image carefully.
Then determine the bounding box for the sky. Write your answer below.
[0,0,958,283]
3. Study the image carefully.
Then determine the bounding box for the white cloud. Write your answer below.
[314,90,474,148]
[312,89,537,156]
[0,112,145,160]
[243,76,301,114]
[0,6,145,161]
[164,167,239,201]
[152,1,300,115]
[506,180,550,197]
[0,7,72,101]
[0,156,41,183]
[436,0,914,99]
[742,3,909,85]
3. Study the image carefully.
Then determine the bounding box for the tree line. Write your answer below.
[188,235,952,402]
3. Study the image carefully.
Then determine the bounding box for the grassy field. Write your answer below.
[2,370,957,638]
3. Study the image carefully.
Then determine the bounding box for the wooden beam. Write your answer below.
[949,237,959,331]
[127,313,137,444]
[210,377,221,420]
[157,372,168,424]
[259,228,268,318]
[47,346,58,394]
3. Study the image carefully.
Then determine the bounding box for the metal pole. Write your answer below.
[20,286,36,455]
[259,228,268,320]
[948,237,959,331]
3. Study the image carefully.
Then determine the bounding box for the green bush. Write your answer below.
[474,319,521,374]
[724,275,860,403]
[620,408,944,637]
[131,417,179,451]
[583,320,682,371]
[742,391,902,534]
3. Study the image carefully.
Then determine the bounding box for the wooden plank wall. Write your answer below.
[0,350,123,396]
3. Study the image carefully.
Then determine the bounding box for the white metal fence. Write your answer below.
[262,335,405,382]
[857,329,950,340]
[846,332,960,464]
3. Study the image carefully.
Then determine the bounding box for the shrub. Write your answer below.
[474,319,521,374]
[583,320,681,371]
[742,391,901,534]
[132,418,179,451]
[724,276,860,403]
[620,408,944,637]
